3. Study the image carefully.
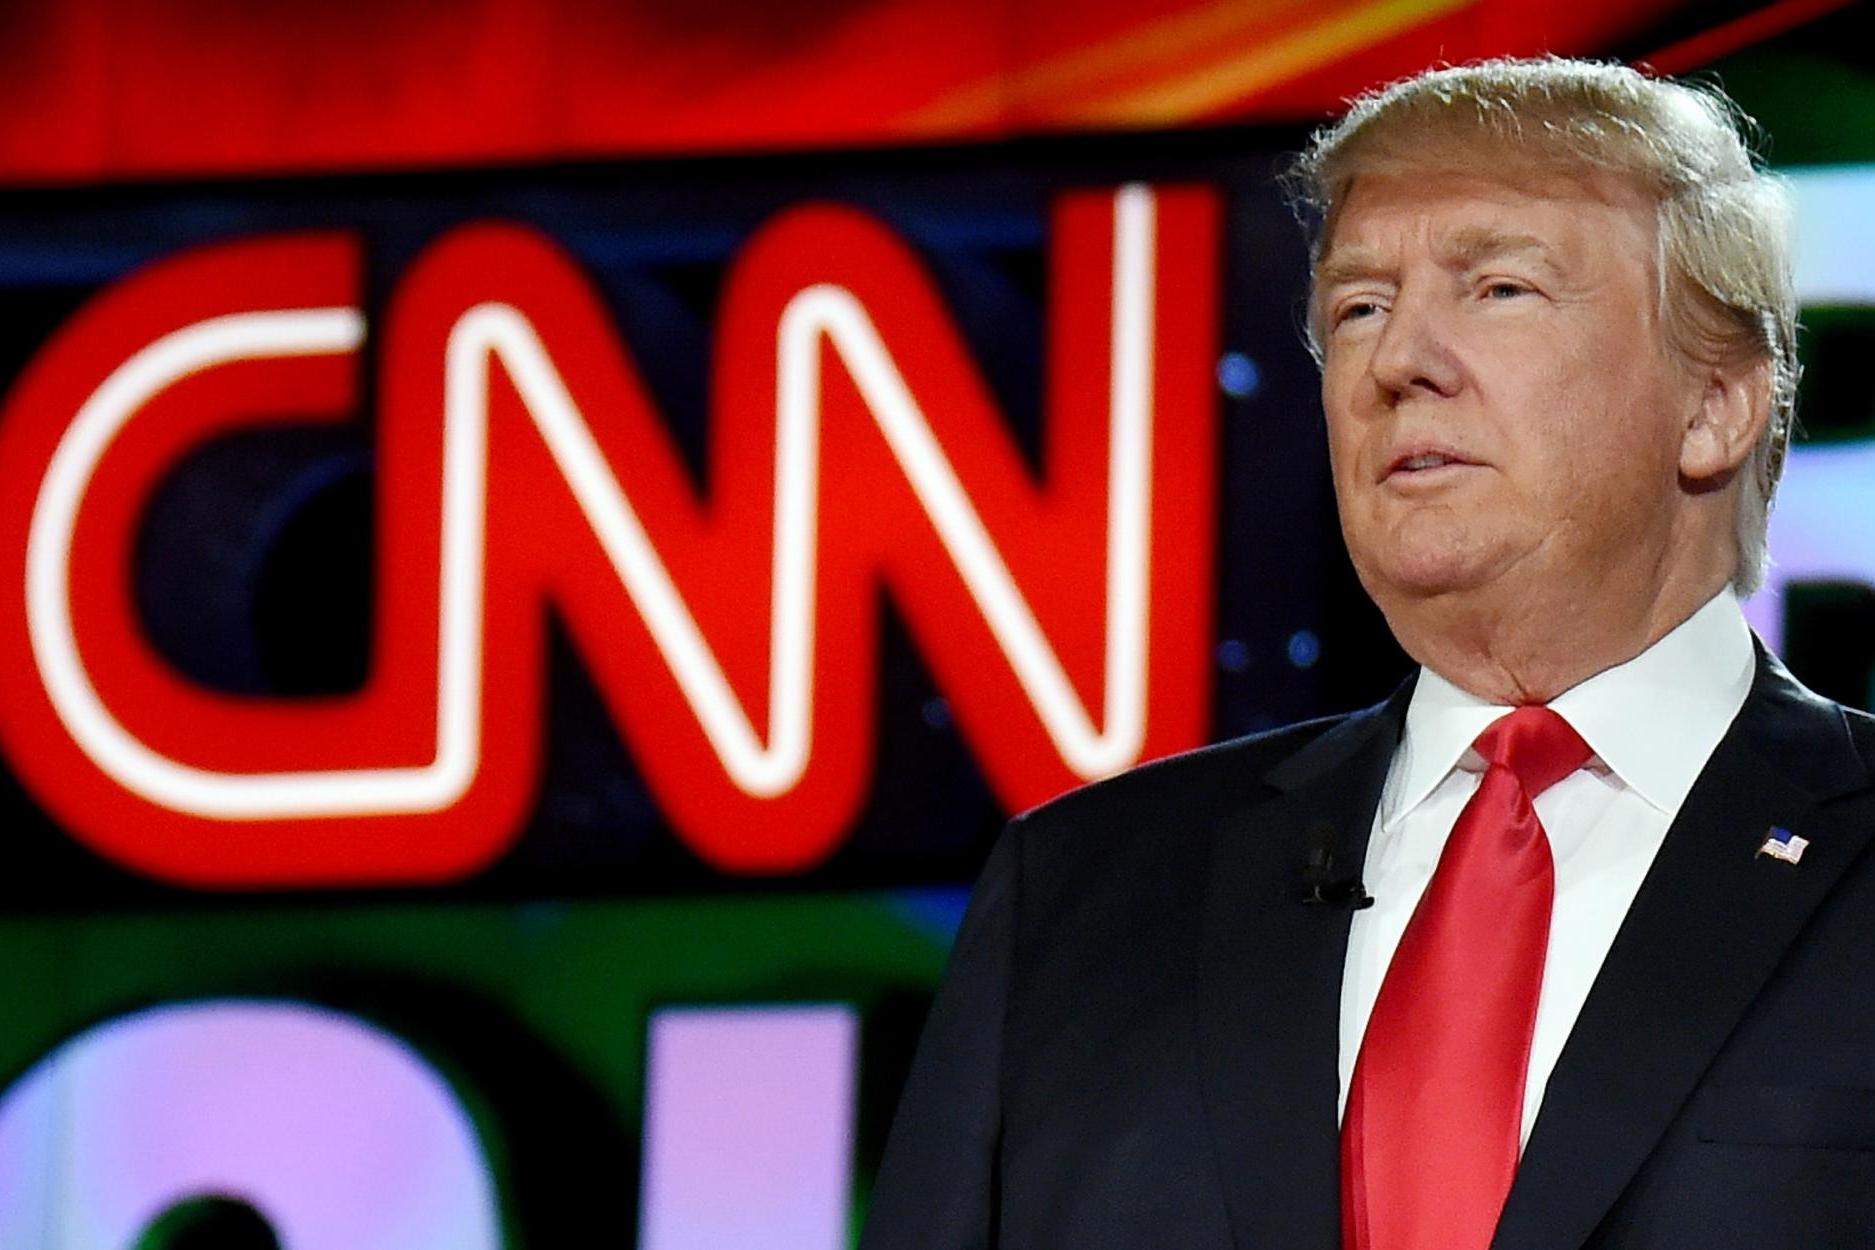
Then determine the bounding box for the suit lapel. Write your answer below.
[1495,650,1875,1250]
[1199,685,1409,1249]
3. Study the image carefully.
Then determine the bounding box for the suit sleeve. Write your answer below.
[859,820,1021,1250]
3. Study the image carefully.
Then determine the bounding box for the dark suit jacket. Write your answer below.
[861,649,1875,1249]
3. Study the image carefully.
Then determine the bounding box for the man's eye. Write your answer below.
[1483,281,1531,300]
[1336,300,1381,324]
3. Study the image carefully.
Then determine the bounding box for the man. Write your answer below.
[860,57,1875,1250]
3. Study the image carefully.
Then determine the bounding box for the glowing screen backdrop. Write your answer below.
[0,133,1347,1249]
[0,20,1873,1250]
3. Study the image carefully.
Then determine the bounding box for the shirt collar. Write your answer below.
[1379,589,1756,829]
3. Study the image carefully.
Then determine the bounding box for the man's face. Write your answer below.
[1317,169,1704,619]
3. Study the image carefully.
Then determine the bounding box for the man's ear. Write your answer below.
[1680,355,1772,482]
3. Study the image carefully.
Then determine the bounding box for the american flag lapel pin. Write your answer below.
[1757,826,1809,865]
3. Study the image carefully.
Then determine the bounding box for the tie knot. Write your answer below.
[1473,705,1591,797]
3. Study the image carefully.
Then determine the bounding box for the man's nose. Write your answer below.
[1367,290,1462,402]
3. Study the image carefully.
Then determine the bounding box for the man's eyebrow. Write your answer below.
[1313,247,1391,289]
[1438,227,1560,273]
[1315,229,1564,288]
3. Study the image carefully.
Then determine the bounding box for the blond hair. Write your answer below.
[1289,57,1798,594]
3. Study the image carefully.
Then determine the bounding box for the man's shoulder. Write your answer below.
[1755,653,1875,789]
[975,709,1378,963]
[1008,709,1361,851]
[1832,695,1875,742]
[1824,696,1875,784]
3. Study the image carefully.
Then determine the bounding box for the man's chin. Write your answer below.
[1359,550,1505,606]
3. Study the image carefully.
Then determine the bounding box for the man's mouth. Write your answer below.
[1383,449,1476,480]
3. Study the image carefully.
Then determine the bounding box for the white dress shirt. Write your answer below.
[1336,590,1756,1147]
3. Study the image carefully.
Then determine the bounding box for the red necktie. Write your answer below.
[1341,705,1591,1250]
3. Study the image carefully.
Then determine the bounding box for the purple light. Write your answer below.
[1746,165,1875,653]
[0,1000,501,1249]
[639,1003,858,1250]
